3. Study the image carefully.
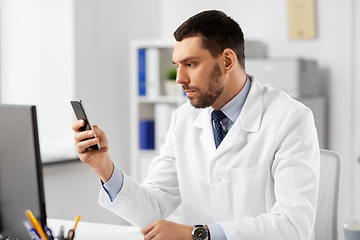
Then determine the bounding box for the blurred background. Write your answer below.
[0,1,359,240]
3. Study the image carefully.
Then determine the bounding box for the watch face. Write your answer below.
[194,227,208,240]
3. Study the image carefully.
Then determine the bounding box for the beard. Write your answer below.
[183,62,224,109]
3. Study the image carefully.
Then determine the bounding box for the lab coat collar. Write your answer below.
[192,75,263,151]
[239,75,263,133]
[193,108,215,152]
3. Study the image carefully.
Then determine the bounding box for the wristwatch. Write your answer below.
[192,225,209,240]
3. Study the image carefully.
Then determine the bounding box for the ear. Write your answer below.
[222,48,237,74]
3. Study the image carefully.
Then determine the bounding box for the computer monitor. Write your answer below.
[0,105,47,239]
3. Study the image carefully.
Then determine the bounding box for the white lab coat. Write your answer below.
[99,76,320,240]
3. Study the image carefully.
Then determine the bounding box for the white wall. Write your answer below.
[354,0,360,221]
[44,0,161,225]
[160,0,356,239]
[0,0,162,226]
[0,0,76,162]
[73,0,161,175]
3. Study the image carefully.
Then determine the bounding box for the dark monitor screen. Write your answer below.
[0,105,47,239]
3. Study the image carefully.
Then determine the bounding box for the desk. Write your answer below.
[47,219,143,240]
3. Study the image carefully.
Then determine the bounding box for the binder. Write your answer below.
[139,119,155,149]
[138,49,146,96]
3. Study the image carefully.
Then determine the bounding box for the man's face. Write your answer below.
[172,37,225,109]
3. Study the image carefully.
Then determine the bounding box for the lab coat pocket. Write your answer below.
[231,162,269,218]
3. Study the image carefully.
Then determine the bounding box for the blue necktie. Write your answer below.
[212,110,227,148]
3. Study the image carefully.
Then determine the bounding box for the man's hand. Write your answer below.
[141,219,193,240]
[72,120,114,182]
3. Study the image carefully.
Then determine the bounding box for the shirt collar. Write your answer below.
[211,77,251,123]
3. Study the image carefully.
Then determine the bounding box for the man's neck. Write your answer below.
[212,69,247,110]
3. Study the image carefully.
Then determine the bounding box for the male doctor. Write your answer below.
[72,10,320,240]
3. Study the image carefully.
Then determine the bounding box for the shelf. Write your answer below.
[130,39,182,182]
[139,149,159,157]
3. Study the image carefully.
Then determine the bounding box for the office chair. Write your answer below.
[314,149,342,240]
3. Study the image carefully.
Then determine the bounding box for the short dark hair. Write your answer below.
[174,10,245,69]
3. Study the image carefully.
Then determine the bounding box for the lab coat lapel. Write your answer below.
[193,108,216,154]
[215,76,263,154]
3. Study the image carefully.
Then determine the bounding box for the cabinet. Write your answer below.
[129,39,187,182]
[245,58,326,148]
[245,58,320,98]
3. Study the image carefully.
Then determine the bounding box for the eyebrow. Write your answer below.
[172,57,198,65]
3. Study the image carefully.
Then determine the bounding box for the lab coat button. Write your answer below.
[213,176,221,183]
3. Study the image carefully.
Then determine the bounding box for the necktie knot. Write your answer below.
[211,110,227,123]
[211,110,227,148]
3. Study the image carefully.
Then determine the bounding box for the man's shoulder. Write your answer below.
[261,85,308,112]
[250,76,306,109]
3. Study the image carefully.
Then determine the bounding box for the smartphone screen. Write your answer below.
[71,100,101,150]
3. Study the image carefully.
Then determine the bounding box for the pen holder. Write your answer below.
[53,215,80,240]
[343,222,360,240]
[51,227,75,240]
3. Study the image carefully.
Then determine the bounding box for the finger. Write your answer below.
[92,125,105,140]
[72,120,85,133]
[143,230,156,240]
[141,222,154,236]
[77,137,100,153]
[77,148,101,165]
[74,130,95,143]
[98,146,108,153]
[77,145,109,166]
[92,125,109,147]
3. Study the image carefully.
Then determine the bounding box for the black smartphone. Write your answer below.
[70,100,101,150]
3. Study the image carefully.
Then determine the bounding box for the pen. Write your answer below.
[68,214,81,240]
[25,210,48,240]
[23,220,41,240]
[44,226,54,240]
[58,225,65,240]
[73,214,81,230]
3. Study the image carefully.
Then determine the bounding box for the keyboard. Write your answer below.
[0,235,18,240]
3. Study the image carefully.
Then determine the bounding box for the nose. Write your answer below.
[175,66,189,85]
